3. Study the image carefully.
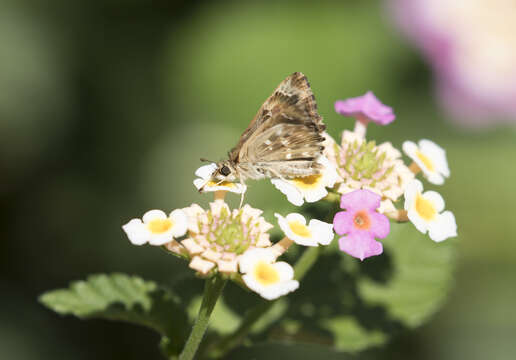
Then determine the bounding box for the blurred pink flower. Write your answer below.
[333,189,390,261]
[391,0,516,127]
[335,91,395,126]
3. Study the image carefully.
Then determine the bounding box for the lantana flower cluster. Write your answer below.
[123,197,333,300]
[122,90,457,302]
[330,92,457,257]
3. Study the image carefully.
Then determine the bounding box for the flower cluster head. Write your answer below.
[329,92,456,249]
[180,200,273,275]
[404,180,457,242]
[333,189,390,261]
[122,198,322,300]
[326,130,414,214]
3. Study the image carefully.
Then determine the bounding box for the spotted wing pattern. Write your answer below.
[228,72,326,180]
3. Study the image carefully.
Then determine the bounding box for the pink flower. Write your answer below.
[333,189,390,261]
[391,0,516,127]
[335,91,395,126]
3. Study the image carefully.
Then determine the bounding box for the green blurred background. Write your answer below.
[1,0,515,359]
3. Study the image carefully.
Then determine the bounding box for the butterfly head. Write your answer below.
[213,161,238,182]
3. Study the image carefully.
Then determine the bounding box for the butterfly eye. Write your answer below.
[220,166,231,176]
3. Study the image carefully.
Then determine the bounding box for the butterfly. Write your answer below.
[200,72,326,201]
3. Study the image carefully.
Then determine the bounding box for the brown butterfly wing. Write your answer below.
[229,72,325,176]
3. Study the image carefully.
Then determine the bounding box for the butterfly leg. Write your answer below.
[239,179,246,208]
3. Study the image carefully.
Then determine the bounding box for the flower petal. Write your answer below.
[369,211,390,239]
[426,172,445,185]
[335,91,395,125]
[302,186,329,203]
[419,139,450,177]
[122,219,150,245]
[274,261,295,281]
[404,179,424,211]
[271,179,304,206]
[195,163,217,179]
[428,211,457,242]
[169,209,188,237]
[308,219,334,245]
[333,210,354,236]
[148,232,174,246]
[239,247,276,274]
[142,209,167,223]
[340,189,381,211]
[402,140,418,158]
[338,232,383,261]
[423,191,445,213]
[284,213,307,225]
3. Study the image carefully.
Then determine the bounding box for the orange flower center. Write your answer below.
[353,210,371,230]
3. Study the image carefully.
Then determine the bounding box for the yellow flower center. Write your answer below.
[416,151,435,171]
[207,180,235,188]
[147,218,173,234]
[254,261,280,285]
[288,221,311,237]
[415,195,437,221]
[291,174,323,190]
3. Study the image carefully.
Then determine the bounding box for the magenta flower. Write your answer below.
[335,91,395,124]
[333,189,390,261]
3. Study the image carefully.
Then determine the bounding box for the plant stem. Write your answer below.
[178,276,226,360]
[213,246,321,357]
[293,246,321,280]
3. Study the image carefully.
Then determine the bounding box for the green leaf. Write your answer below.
[39,273,189,355]
[322,317,386,352]
[358,222,455,328]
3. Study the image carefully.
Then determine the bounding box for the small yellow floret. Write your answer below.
[415,195,436,221]
[416,151,435,171]
[147,219,173,234]
[253,261,280,285]
[288,221,311,237]
[291,174,322,189]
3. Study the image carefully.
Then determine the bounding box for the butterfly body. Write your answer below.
[205,72,326,189]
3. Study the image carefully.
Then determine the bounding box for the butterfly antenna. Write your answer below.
[200,157,215,163]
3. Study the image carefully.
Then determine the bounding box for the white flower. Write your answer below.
[193,163,246,194]
[122,209,188,246]
[239,248,299,300]
[275,213,334,247]
[271,156,341,206]
[403,140,450,185]
[404,180,457,242]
